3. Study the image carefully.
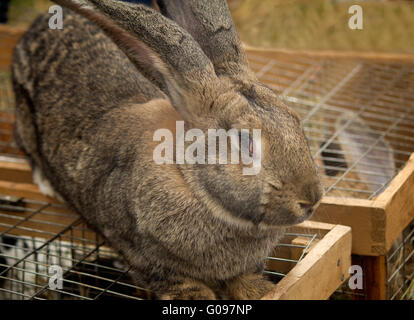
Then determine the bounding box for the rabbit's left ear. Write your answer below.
[51,0,224,123]
[155,0,252,80]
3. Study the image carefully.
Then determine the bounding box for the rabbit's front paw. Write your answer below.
[224,273,274,300]
[159,279,217,300]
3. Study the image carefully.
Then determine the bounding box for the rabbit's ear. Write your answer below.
[52,0,218,122]
[336,113,396,194]
[154,0,252,79]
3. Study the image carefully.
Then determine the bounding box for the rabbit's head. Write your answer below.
[52,0,322,227]
[186,83,323,227]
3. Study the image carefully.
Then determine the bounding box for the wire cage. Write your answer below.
[0,195,149,300]
[331,221,414,300]
[386,222,414,300]
[8,26,414,300]
[0,26,352,300]
[0,185,350,300]
[247,50,414,200]
[246,48,414,299]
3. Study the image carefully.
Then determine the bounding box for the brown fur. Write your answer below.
[12,1,322,299]
[222,273,275,300]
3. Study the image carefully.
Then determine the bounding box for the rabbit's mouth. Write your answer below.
[257,181,320,227]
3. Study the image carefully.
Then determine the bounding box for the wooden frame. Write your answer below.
[313,153,414,256]
[0,26,25,71]
[244,46,414,300]
[264,221,351,300]
[0,161,352,300]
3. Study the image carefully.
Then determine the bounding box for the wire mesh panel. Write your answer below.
[386,221,414,300]
[265,231,318,281]
[0,192,320,300]
[331,221,414,300]
[246,51,414,299]
[0,195,149,300]
[247,51,414,200]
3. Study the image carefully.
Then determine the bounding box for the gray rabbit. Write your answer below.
[12,0,322,299]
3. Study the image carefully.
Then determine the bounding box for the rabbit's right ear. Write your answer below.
[52,0,219,123]
[154,0,252,80]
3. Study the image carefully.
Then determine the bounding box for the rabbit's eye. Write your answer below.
[237,131,254,157]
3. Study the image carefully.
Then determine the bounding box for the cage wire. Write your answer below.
[387,221,414,300]
[0,196,149,300]
[0,49,413,299]
[247,52,414,200]
[0,192,319,300]
[331,221,414,300]
[246,51,414,299]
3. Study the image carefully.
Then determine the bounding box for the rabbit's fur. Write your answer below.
[12,0,322,299]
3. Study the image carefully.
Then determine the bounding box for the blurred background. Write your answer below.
[1,0,414,53]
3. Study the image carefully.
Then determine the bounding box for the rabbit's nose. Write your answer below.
[305,181,323,206]
[298,201,314,215]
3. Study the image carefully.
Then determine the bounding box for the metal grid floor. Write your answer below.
[0,192,319,300]
[248,52,414,299]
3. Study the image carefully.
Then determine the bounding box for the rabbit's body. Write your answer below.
[13,1,322,299]
[13,9,281,298]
